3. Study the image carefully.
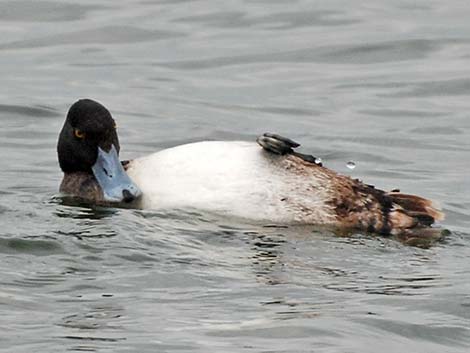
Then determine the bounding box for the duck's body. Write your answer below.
[58,99,444,236]
[126,140,443,234]
[127,141,335,223]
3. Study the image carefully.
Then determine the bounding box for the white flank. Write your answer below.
[126,141,334,223]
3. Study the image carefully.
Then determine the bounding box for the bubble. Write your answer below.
[346,161,356,170]
[314,157,322,165]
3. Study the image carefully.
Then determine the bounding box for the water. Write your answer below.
[1,0,469,352]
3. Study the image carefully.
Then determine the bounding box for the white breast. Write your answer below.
[126,141,334,223]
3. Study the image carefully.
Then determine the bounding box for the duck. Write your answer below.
[57,99,444,236]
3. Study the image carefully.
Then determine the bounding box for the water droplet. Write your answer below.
[314,157,322,165]
[346,161,356,170]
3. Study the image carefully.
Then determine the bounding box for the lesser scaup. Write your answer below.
[58,99,444,235]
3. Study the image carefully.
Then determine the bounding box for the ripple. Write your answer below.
[142,0,196,4]
[61,336,125,342]
[60,304,125,330]
[0,237,64,256]
[207,324,340,339]
[320,39,441,64]
[156,38,449,70]
[316,134,470,152]
[174,10,248,28]
[201,100,322,117]
[389,77,470,97]
[255,9,359,29]
[356,317,470,348]
[410,126,464,135]
[0,1,105,22]
[0,104,60,117]
[174,9,358,29]
[0,26,183,50]
[324,277,440,296]
[360,109,446,118]
[53,203,119,220]
[1,1,469,352]
[115,252,160,264]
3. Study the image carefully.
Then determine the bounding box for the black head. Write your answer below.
[58,99,120,173]
[58,99,142,204]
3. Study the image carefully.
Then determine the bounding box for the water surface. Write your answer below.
[0,1,469,352]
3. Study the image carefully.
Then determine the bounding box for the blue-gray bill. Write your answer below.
[91,145,142,203]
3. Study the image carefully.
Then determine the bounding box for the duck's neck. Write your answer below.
[60,172,104,202]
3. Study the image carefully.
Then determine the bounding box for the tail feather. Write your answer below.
[388,192,444,221]
[386,192,445,234]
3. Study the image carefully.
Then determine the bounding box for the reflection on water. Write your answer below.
[53,201,119,221]
[0,0,469,352]
[250,231,287,285]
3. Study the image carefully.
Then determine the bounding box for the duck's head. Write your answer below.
[57,99,141,203]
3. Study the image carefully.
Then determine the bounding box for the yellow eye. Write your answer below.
[74,129,86,139]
